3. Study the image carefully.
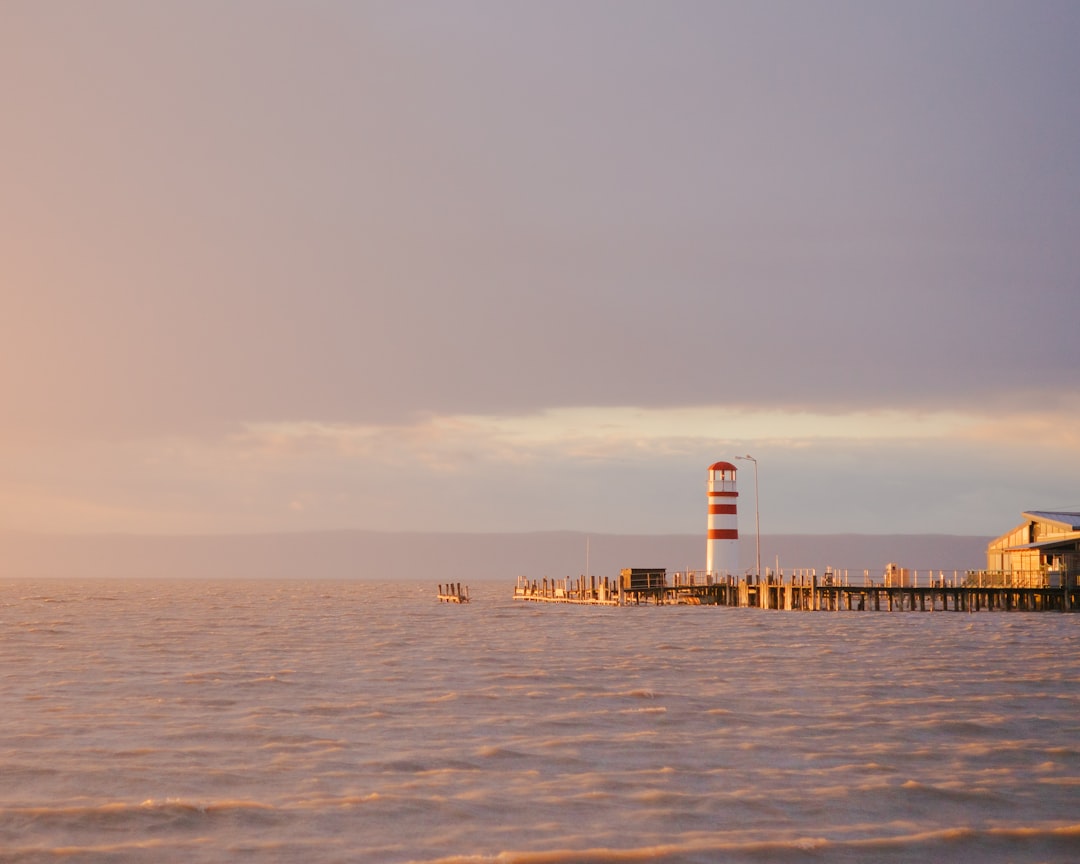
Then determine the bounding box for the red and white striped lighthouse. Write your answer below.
[706,461,739,576]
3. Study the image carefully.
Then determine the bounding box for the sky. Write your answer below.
[1,1,1078,540]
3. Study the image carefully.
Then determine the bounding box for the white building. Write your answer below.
[987,510,1080,586]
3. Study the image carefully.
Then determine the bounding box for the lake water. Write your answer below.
[1,578,1077,863]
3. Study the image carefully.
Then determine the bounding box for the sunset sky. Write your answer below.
[2,1,1078,539]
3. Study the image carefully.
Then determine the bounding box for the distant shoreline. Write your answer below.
[0,530,992,581]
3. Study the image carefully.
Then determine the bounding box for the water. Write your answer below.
[1,578,1077,863]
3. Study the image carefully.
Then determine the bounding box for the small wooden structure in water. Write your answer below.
[437,583,470,603]
[513,573,621,605]
[513,568,1078,612]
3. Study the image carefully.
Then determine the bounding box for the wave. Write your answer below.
[4,824,1075,864]
[407,824,1080,864]
[0,797,279,823]
[0,798,287,858]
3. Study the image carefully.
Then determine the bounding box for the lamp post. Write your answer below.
[735,454,760,583]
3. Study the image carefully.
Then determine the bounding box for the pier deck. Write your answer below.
[512,572,1078,612]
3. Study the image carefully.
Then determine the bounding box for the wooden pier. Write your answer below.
[513,574,620,605]
[723,575,1077,612]
[437,583,470,603]
[513,569,1078,612]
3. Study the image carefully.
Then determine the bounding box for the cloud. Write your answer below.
[960,399,1080,452]
[0,4,1077,538]
[1,403,1075,536]
[1,2,1079,443]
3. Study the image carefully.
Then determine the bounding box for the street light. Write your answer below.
[735,455,760,582]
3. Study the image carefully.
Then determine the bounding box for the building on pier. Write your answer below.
[986,510,1080,586]
[706,461,739,578]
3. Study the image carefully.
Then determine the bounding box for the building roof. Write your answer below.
[1023,511,1080,531]
[1007,538,1080,551]
[708,461,737,472]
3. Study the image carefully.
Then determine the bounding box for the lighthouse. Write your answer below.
[706,461,739,577]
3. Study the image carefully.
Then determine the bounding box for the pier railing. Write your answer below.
[511,567,1076,612]
[962,569,1068,589]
